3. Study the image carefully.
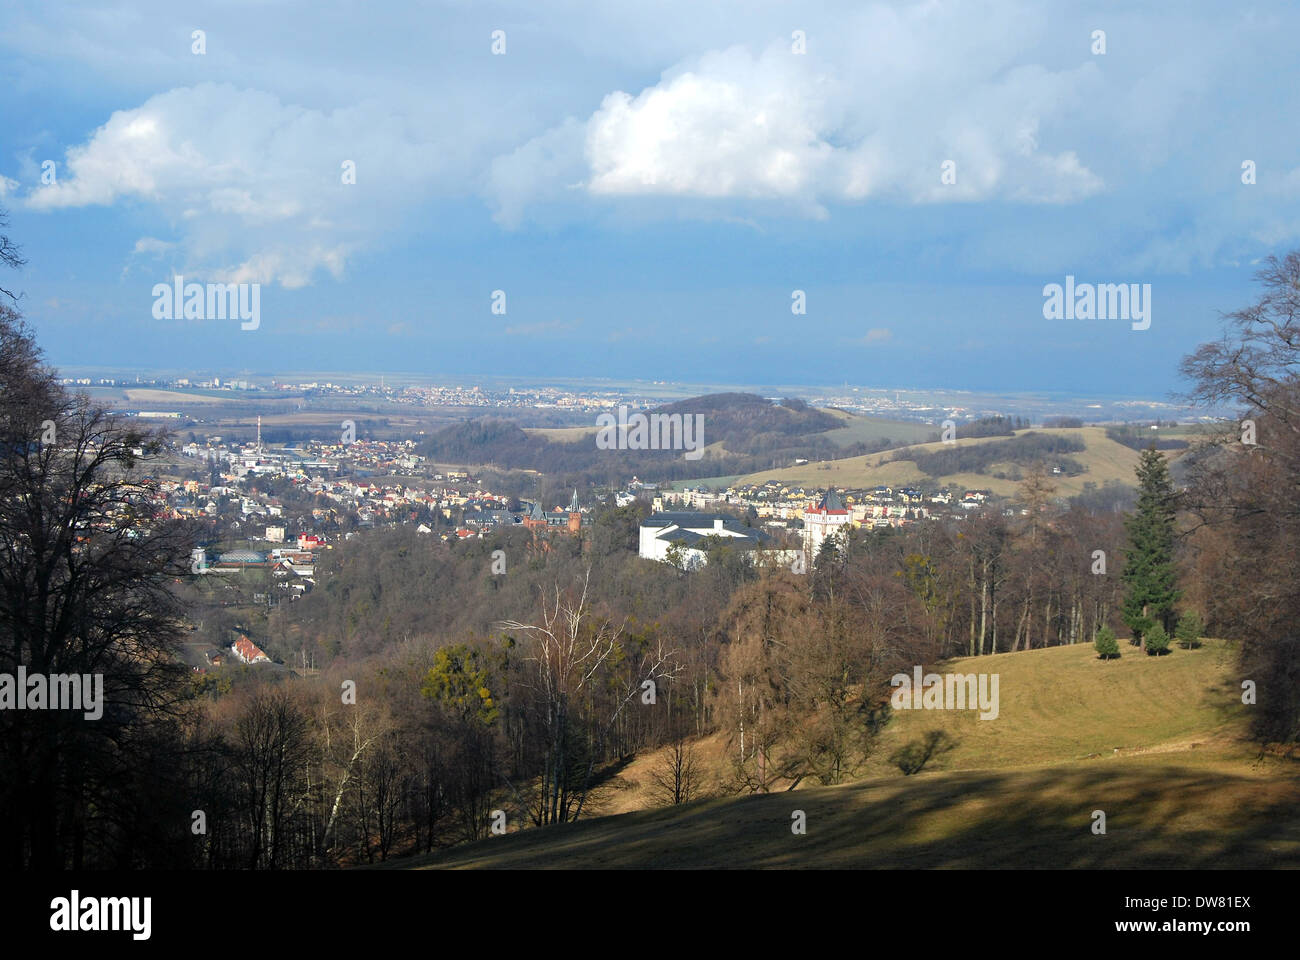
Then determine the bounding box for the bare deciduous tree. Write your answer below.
[646,736,702,806]
[501,567,679,824]
[1,298,194,869]
[1180,251,1300,748]
[0,207,26,303]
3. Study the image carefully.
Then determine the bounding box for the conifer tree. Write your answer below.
[1175,610,1204,649]
[1144,623,1171,656]
[1094,626,1120,660]
[1121,446,1180,643]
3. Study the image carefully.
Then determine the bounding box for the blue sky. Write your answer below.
[2,0,1298,396]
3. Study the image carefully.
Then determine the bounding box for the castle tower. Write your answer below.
[567,489,582,534]
[525,501,547,532]
[802,488,851,554]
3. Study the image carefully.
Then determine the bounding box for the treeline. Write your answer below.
[958,415,1030,438]
[895,432,1087,478]
[1179,251,1300,746]
[180,619,687,867]
[1105,424,1190,451]
[651,393,842,453]
[263,504,661,663]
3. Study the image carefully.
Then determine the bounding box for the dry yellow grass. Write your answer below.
[122,388,218,404]
[860,637,1248,776]
[383,638,1300,869]
[523,426,599,443]
[599,638,1250,813]
[735,426,1163,497]
[395,760,1299,869]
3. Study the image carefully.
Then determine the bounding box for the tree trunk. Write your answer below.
[978,556,990,656]
[968,557,977,657]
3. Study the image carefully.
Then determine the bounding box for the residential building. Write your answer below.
[231,635,270,664]
[639,512,794,570]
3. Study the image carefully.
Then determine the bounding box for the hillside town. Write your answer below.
[162,424,1009,600]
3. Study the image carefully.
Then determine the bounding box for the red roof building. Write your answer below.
[231,635,270,664]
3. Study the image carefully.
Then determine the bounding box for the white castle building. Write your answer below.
[802,489,852,554]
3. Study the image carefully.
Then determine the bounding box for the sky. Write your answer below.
[2,0,1298,397]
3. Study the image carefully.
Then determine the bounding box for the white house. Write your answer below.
[638,512,795,570]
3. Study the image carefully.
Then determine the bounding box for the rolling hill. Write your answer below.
[422,394,930,482]
[386,639,1300,869]
[733,426,1173,497]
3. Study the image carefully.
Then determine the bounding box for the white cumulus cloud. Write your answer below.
[490,14,1109,223]
[26,83,445,287]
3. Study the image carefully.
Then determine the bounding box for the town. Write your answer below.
[166,420,1008,586]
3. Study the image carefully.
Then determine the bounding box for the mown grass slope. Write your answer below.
[387,638,1299,869]
[861,638,1248,776]
[398,762,1298,869]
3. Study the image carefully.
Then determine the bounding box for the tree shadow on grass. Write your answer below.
[388,762,1300,870]
[889,730,958,776]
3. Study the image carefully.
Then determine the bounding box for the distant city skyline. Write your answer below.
[56,364,1212,425]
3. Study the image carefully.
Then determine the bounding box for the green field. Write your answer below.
[861,638,1248,776]
[817,409,938,446]
[522,425,598,443]
[387,638,1300,869]
[665,475,743,491]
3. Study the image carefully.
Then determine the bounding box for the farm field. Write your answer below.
[734,426,1170,497]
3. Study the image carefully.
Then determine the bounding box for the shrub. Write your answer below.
[1144,623,1170,656]
[1095,626,1120,660]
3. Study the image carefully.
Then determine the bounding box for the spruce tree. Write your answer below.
[1144,623,1171,656]
[1121,446,1180,643]
[1175,610,1204,649]
[1094,626,1120,660]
